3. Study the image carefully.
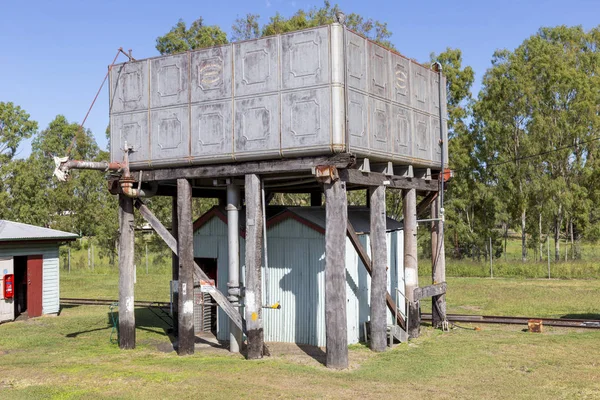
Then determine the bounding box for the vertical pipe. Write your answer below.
[261,181,270,306]
[171,196,179,334]
[403,188,419,339]
[68,248,71,274]
[177,178,194,355]
[324,178,349,369]
[92,245,94,272]
[118,194,135,349]
[226,183,242,353]
[369,185,387,352]
[245,174,264,359]
[435,62,445,209]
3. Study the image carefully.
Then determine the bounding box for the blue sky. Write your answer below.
[2,0,598,158]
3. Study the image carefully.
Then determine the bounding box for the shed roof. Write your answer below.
[193,206,403,235]
[275,207,403,234]
[0,220,79,243]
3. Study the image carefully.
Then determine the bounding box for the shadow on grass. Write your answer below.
[297,344,326,365]
[560,313,600,320]
[65,307,174,342]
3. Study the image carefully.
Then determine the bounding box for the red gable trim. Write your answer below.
[193,207,327,237]
[266,210,326,235]
[192,207,227,231]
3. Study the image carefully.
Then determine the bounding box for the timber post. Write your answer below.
[324,175,349,369]
[369,185,387,352]
[403,188,420,338]
[245,174,264,359]
[177,178,194,355]
[431,196,447,328]
[171,196,179,334]
[118,194,135,349]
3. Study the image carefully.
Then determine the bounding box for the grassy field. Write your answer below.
[0,295,599,399]
[2,238,598,398]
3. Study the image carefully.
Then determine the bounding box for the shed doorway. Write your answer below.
[13,255,43,319]
[194,258,217,334]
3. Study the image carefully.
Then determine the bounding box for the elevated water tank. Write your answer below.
[109,24,448,169]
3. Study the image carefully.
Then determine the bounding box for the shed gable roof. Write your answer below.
[193,206,403,235]
[0,220,79,242]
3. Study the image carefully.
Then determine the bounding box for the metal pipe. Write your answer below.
[261,180,270,306]
[226,183,242,353]
[416,218,444,223]
[434,61,445,211]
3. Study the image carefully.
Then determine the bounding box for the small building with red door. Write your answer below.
[0,220,78,323]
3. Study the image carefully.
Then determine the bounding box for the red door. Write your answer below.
[27,255,43,317]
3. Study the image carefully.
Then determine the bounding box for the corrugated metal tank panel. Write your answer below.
[0,243,61,315]
[193,215,404,346]
[110,24,448,169]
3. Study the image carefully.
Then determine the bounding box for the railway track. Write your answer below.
[61,298,600,330]
[421,313,600,329]
[61,297,170,309]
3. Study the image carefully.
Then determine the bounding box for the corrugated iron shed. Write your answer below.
[0,220,79,242]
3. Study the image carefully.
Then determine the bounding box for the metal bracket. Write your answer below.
[313,165,339,184]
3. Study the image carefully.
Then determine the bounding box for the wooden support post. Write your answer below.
[171,196,179,334]
[324,178,349,369]
[369,185,387,352]
[118,194,135,349]
[177,179,194,355]
[431,196,447,328]
[346,223,406,330]
[310,191,322,207]
[403,188,420,338]
[245,174,264,359]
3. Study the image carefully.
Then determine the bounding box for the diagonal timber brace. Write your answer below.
[346,222,407,331]
[134,199,246,334]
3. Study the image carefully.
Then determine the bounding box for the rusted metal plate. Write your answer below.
[528,319,543,333]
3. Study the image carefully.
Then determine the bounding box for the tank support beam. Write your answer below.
[324,177,349,369]
[118,194,135,349]
[177,178,195,355]
[245,174,264,359]
[431,195,447,328]
[369,185,387,352]
[403,188,420,338]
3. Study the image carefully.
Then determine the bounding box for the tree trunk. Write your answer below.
[570,219,575,260]
[564,216,569,262]
[503,222,508,262]
[554,205,562,262]
[521,208,527,262]
[538,212,544,261]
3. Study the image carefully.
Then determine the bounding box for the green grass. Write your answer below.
[0,272,598,398]
[61,271,171,302]
[1,298,599,399]
[420,277,600,318]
